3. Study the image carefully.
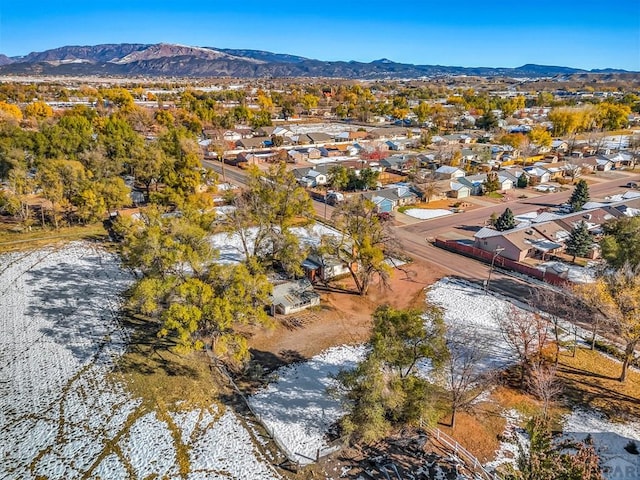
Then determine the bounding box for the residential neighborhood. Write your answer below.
[1,34,640,480]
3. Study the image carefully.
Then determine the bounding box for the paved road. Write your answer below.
[203,159,249,187]
[203,159,336,219]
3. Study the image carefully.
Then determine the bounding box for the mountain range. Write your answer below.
[0,43,635,79]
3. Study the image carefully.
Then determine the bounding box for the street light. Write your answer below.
[485,246,505,293]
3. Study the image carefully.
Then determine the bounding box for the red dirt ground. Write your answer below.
[246,259,447,364]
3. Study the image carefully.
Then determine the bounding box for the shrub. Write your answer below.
[625,441,639,455]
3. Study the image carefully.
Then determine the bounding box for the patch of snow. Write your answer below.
[537,261,596,284]
[120,412,179,478]
[188,409,279,478]
[485,409,526,471]
[403,208,453,220]
[564,409,640,480]
[426,278,521,371]
[210,223,342,264]
[248,345,367,465]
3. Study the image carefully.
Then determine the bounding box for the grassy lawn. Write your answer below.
[113,314,226,412]
[555,346,640,421]
[0,221,108,253]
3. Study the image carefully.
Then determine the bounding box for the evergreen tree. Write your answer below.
[495,208,517,231]
[517,173,529,188]
[565,221,592,262]
[336,305,448,444]
[505,415,604,480]
[600,216,640,268]
[569,179,590,212]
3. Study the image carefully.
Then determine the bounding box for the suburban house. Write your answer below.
[288,150,307,163]
[435,165,465,180]
[500,168,527,185]
[303,252,352,282]
[551,140,569,153]
[441,133,473,145]
[460,148,477,164]
[362,184,418,211]
[307,132,333,144]
[472,199,640,263]
[369,195,395,213]
[473,225,564,262]
[524,166,551,184]
[459,173,513,195]
[298,169,328,188]
[448,181,471,198]
[385,140,403,151]
[255,126,278,137]
[596,156,615,172]
[270,279,320,315]
[380,155,418,173]
[367,127,408,140]
[319,145,348,157]
[335,130,369,142]
[492,145,519,161]
[236,137,269,150]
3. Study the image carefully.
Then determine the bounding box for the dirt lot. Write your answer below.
[246,259,446,369]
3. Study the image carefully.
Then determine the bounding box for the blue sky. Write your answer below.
[1,0,639,70]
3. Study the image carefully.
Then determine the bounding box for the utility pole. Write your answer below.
[324,190,328,220]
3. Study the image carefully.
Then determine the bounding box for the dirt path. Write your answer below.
[247,260,446,367]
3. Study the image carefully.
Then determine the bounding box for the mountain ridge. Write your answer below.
[0,43,635,78]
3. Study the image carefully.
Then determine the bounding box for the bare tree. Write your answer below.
[564,161,584,182]
[527,363,563,418]
[529,289,584,365]
[573,283,613,351]
[445,326,496,428]
[498,306,551,386]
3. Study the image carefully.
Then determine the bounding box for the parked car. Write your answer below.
[625,182,638,189]
[557,203,573,214]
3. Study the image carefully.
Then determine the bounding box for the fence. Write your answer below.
[434,238,568,287]
[208,357,303,469]
[424,427,499,480]
[209,355,340,470]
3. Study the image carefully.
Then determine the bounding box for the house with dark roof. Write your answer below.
[236,137,269,150]
[380,155,418,173]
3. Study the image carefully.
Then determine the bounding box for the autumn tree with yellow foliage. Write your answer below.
[575,265,640,382]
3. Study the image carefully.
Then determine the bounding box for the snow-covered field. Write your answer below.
[563,409,640,479]
[427,278,518,371]
[403,208,453,220]
[0,242,279,479]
